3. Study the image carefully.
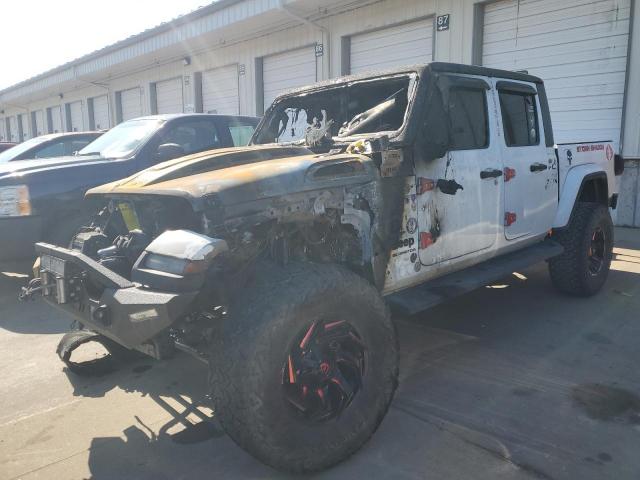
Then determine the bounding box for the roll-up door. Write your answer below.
[19,114,30,140]
[69,101,83,131]
[34,110,45,136]
[120,88,143,121]
[49,106,63,133]
[155,77,184,114]
[263,46,317,111]
[202,65,239,115]
[92,95,110,130]
[9,116,19,141]
[350,19,434,74]
[0,119,6,141]
[481,0,631,150]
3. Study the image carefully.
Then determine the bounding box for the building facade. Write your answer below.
[1,0,638,225]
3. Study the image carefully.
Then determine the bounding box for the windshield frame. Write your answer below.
[250,72,418,147]
[77,118,164,159]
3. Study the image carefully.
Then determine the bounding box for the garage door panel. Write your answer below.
[350,19,433,74]
[92,95,110,130]
[69,101,83,132]
[121,88,142,121]
[156,78,183,114]
[263,47,317,110]
[482,0,631,147]
[202,65,239,115]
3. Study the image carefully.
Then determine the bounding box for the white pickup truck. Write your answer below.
[27,63,625,473]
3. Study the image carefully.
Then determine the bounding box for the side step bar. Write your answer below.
[386,240,563,316]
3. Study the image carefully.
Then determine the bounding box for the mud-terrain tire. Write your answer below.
[548,202,613,296]
[208,261,398,473]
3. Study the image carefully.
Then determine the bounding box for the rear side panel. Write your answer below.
[557,142,618,199]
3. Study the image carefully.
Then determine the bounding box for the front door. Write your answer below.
[416,76,503,266]
[495,81,557,240]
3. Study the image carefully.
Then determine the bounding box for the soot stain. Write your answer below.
[572,383,640,424]
[597,453,613,463]
[512,387,537,398]
[132,364,153,374]
[583,332,612,345]
[170,421,224,444]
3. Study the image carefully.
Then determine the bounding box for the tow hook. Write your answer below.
[18,278,47,302]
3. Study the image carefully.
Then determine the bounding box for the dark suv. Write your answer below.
[0,114,258,262]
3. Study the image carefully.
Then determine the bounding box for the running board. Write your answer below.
[386,240,563,316]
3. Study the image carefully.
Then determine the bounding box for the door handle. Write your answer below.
[480,168,503,179]
[530,162,548,172]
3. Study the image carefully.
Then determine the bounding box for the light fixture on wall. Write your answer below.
[59,93,64,99]
[183,56,191,66]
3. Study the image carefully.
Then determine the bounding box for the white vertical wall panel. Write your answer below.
[92,95,110,130]
[156,77,184,114]
[34,110,45,136]
[350,18,434,74]
[9,116,18,142]
[263,46,317,110]
[19,114,30,140]
[121,88,143,121]
[69,101,84,131]
[0,119,6,141]
[50,106,63,133]
[482,0,631,149]
[202,65,239,114]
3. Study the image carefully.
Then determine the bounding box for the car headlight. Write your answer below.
[0,185,32,217]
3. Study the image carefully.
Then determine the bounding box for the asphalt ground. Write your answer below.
[1,228,639,479]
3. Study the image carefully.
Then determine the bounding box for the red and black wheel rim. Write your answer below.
[282,320,366,422]
[588,227,606,276]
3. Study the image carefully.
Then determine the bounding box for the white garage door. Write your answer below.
[202,65,239,115]
[49,106,63,133]
[92,95,110,130]
[8,117,18,142]
[120,88,143,121]
[156,77,184,114]
[263,46,317,111]
[34,110,45,136]
[69,101,84,132]
[19,114,30,140]
[350,19,434,74]
[0,119,6,141]
[482,0,631,150]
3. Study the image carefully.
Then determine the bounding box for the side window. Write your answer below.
[34,141,65,158]
[227,119,257,146]
[498,90,539,147]
[161,120,221,155]
[448,87,488,150]
[64,139,93,155]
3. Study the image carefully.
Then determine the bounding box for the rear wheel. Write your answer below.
[208,262,398,473]
[548,202,613,296]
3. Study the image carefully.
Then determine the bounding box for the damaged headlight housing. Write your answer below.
[0,185,32,217]
[132,230,228,291]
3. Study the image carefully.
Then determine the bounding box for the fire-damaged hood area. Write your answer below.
[87,144,378,212]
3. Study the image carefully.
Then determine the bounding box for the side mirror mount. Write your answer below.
[155,143,185,162]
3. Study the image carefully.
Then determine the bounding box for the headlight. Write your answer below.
[0,185,32,217]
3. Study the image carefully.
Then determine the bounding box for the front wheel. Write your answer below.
[208,262,398,473]
[548,202,614,296]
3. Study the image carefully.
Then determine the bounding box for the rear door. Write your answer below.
[496,81,557,240]
[416,75,502,266]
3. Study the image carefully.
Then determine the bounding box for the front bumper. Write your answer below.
[33,242,197,349]
[0,216,43,262]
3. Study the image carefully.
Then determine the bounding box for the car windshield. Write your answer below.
[0,136,49,163]
[77,118,162,159]
[252,74,415,146]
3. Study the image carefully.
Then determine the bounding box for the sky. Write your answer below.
[0,0,211,90]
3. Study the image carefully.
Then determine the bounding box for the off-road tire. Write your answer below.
[208,261,398,473]
[548,202,613,296]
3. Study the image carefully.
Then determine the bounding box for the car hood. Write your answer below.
[0,154,105,181]
[87,145,377,209]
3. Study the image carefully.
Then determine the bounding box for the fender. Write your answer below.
[553,164,607,228]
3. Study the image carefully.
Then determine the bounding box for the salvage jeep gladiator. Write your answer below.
[23,63,624,473]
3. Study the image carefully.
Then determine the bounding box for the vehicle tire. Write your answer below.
[208,261,398,473]
[548,202,613,296]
